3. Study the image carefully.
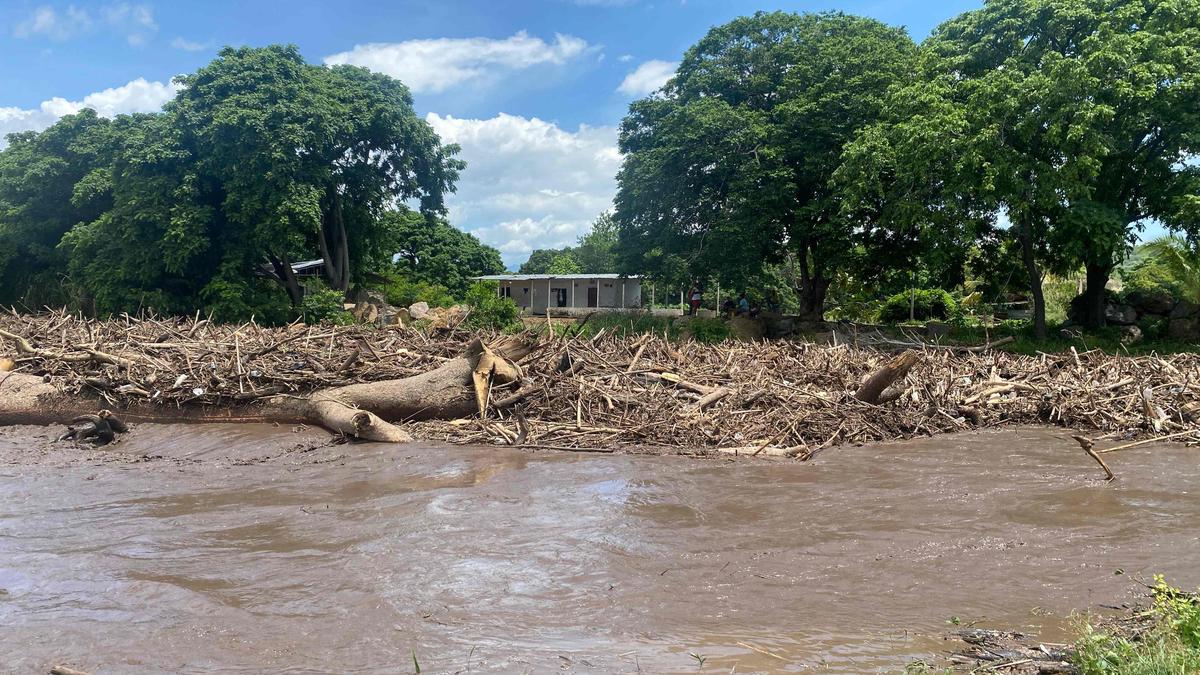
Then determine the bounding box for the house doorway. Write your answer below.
[587,287,598,308]
[553,288,568,307]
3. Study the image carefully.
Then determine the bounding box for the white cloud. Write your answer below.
[324,31,589,93]
[103,2,157,45]
[13,3,157,45]
[0,78,179,149]
[617,59,676,96]
[618,54,634,62]
[426,112,620,268]
[13,6,92,39]
[170,36,210,52]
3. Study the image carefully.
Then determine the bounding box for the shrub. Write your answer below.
[687,317,733,344]
[300,284,354,325]
[463,281,520,331]
[378,272,456,309]
[879,289,959,323]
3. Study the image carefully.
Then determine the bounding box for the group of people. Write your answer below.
[685,282,780,318]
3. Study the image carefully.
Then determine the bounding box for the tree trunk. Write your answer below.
[1081,263,1112,330]
[795,248,829,321]
[1017,220,1047,341]
[269,254,304,307]
[318,188,351,294]
[0,336,538,443]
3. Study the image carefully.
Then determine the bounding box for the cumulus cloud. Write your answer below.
[324,31,589,93]
[617,59,676,96]
[425,112,620,268]
[0,77,179,149]
[13,2,157,45]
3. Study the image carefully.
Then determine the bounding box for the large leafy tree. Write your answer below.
[882,0,1200,332]
[613,11,917,319]
[167,45,463,303]
[0,110,116,308]
[1,45,464,320]
[386,209,504,296]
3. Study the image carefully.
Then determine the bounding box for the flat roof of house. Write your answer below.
[473,274,641,281]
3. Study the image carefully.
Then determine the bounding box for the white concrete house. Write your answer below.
[474,274,642,315]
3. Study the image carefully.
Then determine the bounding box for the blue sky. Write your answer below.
[0,0,988,268]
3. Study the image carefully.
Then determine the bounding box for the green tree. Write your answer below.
[167,45,463,303]
[0,45,464,321]
[0,110,115,308]
[546,252,582,275]
[867,0,1200,335]
[573,212,618,273]
[613,11,917,319]
[519,248,568,274]
[385,209,504,297]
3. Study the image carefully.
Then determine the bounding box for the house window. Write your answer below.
[500,286,513,298]
[552,288,568,307]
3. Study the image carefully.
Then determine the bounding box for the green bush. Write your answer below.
[378,272,456,309]
[878,289,959,323]
[301,284,354,325]
[462,281,521,331]
[687,317,733,344]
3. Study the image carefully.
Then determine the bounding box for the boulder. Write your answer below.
[352,301,379,324]
[1104,302,1138,325]
[1124,289,1175,316]
[1170,300,1199,320]
[408,301,430,320]
[1117,324,1142,345]
[1167,317,1200,342]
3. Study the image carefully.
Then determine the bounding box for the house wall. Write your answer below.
[497,279,642,313]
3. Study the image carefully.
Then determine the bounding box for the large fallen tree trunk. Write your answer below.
[0,334,537,443]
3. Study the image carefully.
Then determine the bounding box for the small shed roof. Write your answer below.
[473,273,641,281]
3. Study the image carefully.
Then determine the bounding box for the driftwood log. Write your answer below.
[0,332,536,443]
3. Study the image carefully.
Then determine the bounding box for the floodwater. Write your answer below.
[1,425,1198,674]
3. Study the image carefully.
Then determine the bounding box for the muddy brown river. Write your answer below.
[1,425,1198,673]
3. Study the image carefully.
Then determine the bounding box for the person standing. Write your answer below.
[689,284,702,315]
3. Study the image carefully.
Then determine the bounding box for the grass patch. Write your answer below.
[1074,577,1200,674]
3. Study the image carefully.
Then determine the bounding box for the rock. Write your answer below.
[1117,324,1142,345]
[1124,289,1174,316]
[1167,317,1200,341]
[352,301,378,324]
[1104,303,1137,325]
[365,290,388,308]
[1170,300,1199,319]
[408,301,430,320]
[391,308,411,326]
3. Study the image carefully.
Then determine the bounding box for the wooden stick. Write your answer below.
[1072,435,1116,481]
[1098,429,1199,454]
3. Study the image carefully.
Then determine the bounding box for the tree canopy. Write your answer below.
[613,11,918,318]
[0,45,465,321]
[518,212,619,274]
[386,209,504,297]
[841,0,1200,335]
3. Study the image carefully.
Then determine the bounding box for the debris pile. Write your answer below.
[2,311,1199,456]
